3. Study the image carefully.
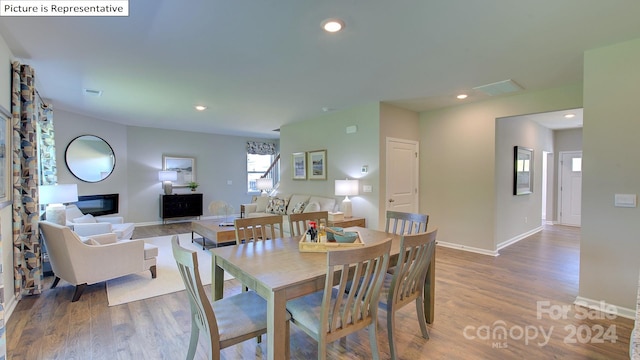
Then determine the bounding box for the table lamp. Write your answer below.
[159,170,178,195]
[39,184,79,225]
[256,178,273,197]
[335,179,359,218]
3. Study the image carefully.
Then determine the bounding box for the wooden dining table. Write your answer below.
[210,226,436,360]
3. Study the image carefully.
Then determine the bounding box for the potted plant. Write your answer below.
[188,181,199,192]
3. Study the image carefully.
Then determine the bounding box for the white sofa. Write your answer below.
[242,192,337,237]
[65,204,135,240]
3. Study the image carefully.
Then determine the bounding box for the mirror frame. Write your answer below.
[65,135,116,183]
[513,146,533,195]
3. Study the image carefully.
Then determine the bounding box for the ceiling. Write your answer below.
[1,1,637,138]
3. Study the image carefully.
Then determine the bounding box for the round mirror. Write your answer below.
[65,135,116,182]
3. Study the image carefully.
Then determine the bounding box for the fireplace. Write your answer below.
[74,193,119,216]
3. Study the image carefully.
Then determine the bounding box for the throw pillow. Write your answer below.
[303,202,320,213]
[266,197,289,215]
[83,238,100,245]
[291,201,307,214]
[73,214,96,223]
[255,196,270,212]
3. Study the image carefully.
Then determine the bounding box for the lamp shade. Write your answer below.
[39,184,78,205]
[256,178,273,191]
[158,170,178,182]
[335,179,359,196]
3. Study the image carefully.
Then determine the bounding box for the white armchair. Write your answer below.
[39,221,158,302]
[65,204,135,240]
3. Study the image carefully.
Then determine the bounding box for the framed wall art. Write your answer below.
[0,106,10,207]
[513,146,533,195]
[307,149,327,180]
[292,152,306,180]
[163,155,196,187]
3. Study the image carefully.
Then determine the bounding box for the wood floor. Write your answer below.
[7,224,634,359]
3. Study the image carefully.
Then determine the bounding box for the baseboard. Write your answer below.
[497,226,543,251]
[436,241,499,257]
[574,296,635,320]
[4,292,18,323]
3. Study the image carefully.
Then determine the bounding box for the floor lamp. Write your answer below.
[39,184,79,225]
[335,179,359,218]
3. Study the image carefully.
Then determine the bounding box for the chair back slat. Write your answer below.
[385,210,429,235]
[389,230,436,306]
[288,211,329,237]
[322,240,391,341]
[234,215,284,244]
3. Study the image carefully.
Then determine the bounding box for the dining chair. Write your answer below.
[234,215,283,244]
[385,210,429,235]
[288,211,329,237]
[380,229,437,360]
[286,239,391,360]
[171,235,290,360]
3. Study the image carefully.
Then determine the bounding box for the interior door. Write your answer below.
[385,138,419,213]
[559,151,582,226]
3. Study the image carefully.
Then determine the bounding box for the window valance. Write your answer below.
[247,141,276,155]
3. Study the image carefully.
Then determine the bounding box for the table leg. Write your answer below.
[212,256,224,301]
[424,246,435,324]
[267,290,288,360]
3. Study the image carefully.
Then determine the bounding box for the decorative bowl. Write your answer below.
[334,231,358,243]
[326,227,343,241]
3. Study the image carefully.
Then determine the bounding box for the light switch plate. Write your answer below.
[363,185,372,193]
[614,194,637,208]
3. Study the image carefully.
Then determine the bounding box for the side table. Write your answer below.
[328,216,366,228]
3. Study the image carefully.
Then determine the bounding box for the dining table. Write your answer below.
[210,226,436,360]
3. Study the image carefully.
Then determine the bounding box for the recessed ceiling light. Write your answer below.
[456,94,468,100]
[564,113,575,119]
[322,18,345,33]
[194,105,207,111]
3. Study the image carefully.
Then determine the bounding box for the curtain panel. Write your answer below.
[246,141,276,155]
[11,62,42,298]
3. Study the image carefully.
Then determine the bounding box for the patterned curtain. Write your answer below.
[11,62,42,298]
[38,106,56,185]
[247,141,276,155]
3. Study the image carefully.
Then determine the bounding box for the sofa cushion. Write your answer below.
[308,196,336,212]
[266,196,289,215]
[287,194,311,215]
[290,201,307,214]
[303,202,320,213]
[74,214,97,223]
[254,196,270,212]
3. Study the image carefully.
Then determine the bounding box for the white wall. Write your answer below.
[580,37,640,310]
[419,83,583,253]
[280,103,382,229]
[495,115,553,248]
[54,111,275,223]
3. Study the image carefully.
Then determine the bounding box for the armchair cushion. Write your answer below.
[66,205,135,240]
[86,232,118,245]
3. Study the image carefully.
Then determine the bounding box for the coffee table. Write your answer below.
[191,219,238,249]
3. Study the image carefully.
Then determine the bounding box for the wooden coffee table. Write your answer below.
[191,219,238,249]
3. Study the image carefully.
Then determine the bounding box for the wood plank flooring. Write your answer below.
[6,224,634,359]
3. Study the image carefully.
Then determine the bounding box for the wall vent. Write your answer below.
[472,79,523,96]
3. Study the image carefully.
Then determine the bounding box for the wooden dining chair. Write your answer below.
[286,240,391,360]
[171,235,290,360]
[288,211,329,237]
[234,215,283,244]
[385,210,429,235]
[379,229,437,360]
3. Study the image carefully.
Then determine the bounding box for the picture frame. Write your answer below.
[292,152,307,180]
[514,146,533,195]
[307,149,327,180]
[163,155,196,187]
[0,106,11,208]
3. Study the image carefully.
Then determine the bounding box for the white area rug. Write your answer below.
[106,233,232,306]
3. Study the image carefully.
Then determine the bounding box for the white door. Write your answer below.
[559,151,582,226]
[385,138,419,213]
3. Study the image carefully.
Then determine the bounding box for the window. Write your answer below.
[247,153,274,192]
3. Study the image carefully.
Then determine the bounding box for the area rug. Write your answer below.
[106,233,232,306]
